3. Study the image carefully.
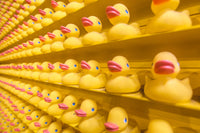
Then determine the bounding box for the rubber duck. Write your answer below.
[31,38,44,55]
[24,110,43,124]
[50,30,66,52]
[79,60,106,89]
[61,95,81,126]
[40,34,53,54]
[146,0,192,33]
[104,107,140,133]
[29,89,51,106]
[39,8,55,27]
[10,118,21,128]
[106,3,141,41]
[75,99,105,133]
[30,14,43,31]
[38,90,63,111]
[42,121,62,133]
[144,52,193,104]
[61,24,83,49]
[20,105,35,120]
[31,62,42,80]
[61,59,81,85]
[14,123,27,132]
[51,0,67,21]
[106,56,141,93]
[26,19,35,34]
[66,0,84,14]
[48,62,63,84]
[27,0,45,7]
[62,127,75,133]
[29,115,53,131]
[81,16,107,45]
[39,62,52,82]
[145,119,173,133]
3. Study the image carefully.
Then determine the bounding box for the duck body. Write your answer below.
[144,77,193,103]
[82,31,106,46]
[61,110,81,126]
[66,1,84,14]
[63,37,82,49]
[147,9,192,33]
[79,73,106,89]
[106,75,140,93]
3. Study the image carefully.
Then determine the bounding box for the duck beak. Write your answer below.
[20,110,25,114]
[81,61,91,70]
[37,65,43,70]
[34,122,41,127]
[1,127,4,130]
[82,17,93,27]
[59,63,69,70]
[60,26,71,33]
[26,116,32,120]
[106,6,120,19]
[26,0,31,4]
[10,123,15,126]
[6,119,10,121]
[154,60,175,74]
[104,122,119,132]
[30,15,38,22]
[75,109,87,117]
[47,32,56,39]
[14,108,19,111]
[20,89,25,92]
[11,105,17,107]
[14,128,20,132]
[107,61,122,72]
[27,91,33,95]
[153,0,169,5]
[51,0,58,8]
[39,9,46,16]
[58,103,69,110]
[48,63,55,70]
[44,97,52,103]
[39,36,46,42]
[37,92,43,97]
[43,130,50,133]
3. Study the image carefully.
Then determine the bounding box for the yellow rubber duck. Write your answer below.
[17,103,27,119]
[106,56,141,93]
[66,0,84,14]
[39,62,52,82]
[62,127,75,133]
[25,86,41,101]
[38,90,63,111]
[144,52,193,104]
[146,0,192,33]
[20,84,34,100]
[61,95,81,126]
[31,38,44,55]
[51,0,67,21]
[104,107,140,133]
[61,59,81,85]
[106,3,141,41]
[145,119,173,133]
[26,0,45,7]
[14,123,27,132]
[42,121,62,133]
[26,19,35,34]
[40,34,54,54]
[48,62,63,84]
[19,105,35,120]
[79,60,106,89]
[23,110,43,124]
[39,8,55,27]
[81,16,107,45]
[50,30,66,52]
[32,115,53,131]
[29,89,51,106]
[61,24,83,49]
[31,62,42,80]
[75,99,105,133]
[30,14,44,31]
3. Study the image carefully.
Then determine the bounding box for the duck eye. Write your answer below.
[55,129,58,132]
[75,28,78,31]
[49,11,52,14]
[13,118,15,120]
[91,108,95,112]
[98,21,101,25]
[126,63,129,67]
[28,6,29,8]
[125,9,128,14]
[60,34,63,37]
[32,22,34,24]
[37,91,39,93]
[28,109,31,112]
[45,122,47,124]
[74,64,77,67]
[124,118,127,123]
[40,17,43,19]
[17,122,19,124]
[22,107,24,109]
[23,126,25,128]
[72,102,75,106]
[29,87,31,89]
[96,66,99,70]
[47,93,50,96]
[59,66,61,69]
[38,41,40,44]
[36,115,38,118]
[63,5,66,7]
[177,62,180,66]
[56,97,59,99]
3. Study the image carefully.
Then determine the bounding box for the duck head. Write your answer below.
[44,121,62,133]
[38,89,51,98]
[51,0,67,11]
[40,62,51,71]
[151,0,180,14]
[146,119,173,133]
[81,60,101,76]
[44,91,63,103]
[34,115,53,128]
[32,62,41,71]
[42,34,53,43]
[24,105,35,115]
[27,19,35,27]
[50,62,63,72]
[28,110,43,121]
[61,24,80,37]
[106,3,130,25]
[108,56,130,73]
[151,52,180,78]
[82,16,102,32]
[58,95,78,110]
[39,8,54,18]
[31,86,41,96]
[33,38,43,47]
[104,107,128,132]
[17,123,27,131]
[60,59,79,73]
[30,0,45,6]
[75,99,97,118]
